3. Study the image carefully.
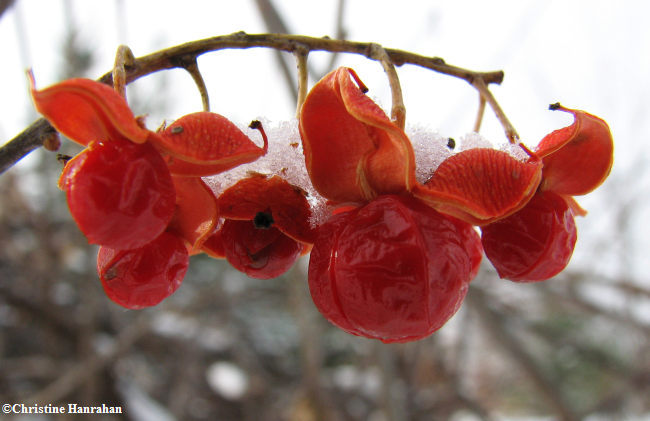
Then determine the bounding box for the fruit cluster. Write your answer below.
[30,66,613,342]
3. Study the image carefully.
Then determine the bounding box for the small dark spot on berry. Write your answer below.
[447,138,456,149]
[253,211,274,229]
[171,126,184,134]
[104,266,118,281]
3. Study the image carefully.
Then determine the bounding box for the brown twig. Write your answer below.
[0,119,58,173]
[0,32,505,175]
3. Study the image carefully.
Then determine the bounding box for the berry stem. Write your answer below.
[472,77,519,143]
[294,46,309,119]
[473,92,487,133]
[248,120,269,154]
[112,45,135,100]
[369,43,406,130]
[183,58,211,112]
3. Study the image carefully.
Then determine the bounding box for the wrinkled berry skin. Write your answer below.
[220,219,302,279]
[481,190,577,282]
[308,195,482,343]
[97,231,189,309]
[60,138,176,250]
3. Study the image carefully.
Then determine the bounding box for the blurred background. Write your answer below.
[0,1,649,420]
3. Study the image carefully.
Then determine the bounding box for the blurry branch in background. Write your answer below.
[253,0,348,87]
[253,0,298,102]
[323,0,347,77]
[0,31,505,175]
[23,315,151,405]
[468,287,581,421]
[61,0,93,80]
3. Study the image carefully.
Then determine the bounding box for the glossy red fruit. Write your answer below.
[97,231,189,309]
[480,190,577,282]
[220,218,303,279]
[308,195,482,343]
[59,138,176,250]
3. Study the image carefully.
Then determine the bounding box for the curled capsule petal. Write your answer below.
[536,105,613,196]
[299,67,416,203]
[152,112,268,176]
[414,148,543,225]
[29,75,151,146]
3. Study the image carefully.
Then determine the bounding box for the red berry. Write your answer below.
[220,218,302,279]
[480,190,577,282]
[308,195,482,343]
[97,231,189,309]
[60,138,176,250]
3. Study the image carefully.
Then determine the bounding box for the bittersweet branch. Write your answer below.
[0,31,507,175]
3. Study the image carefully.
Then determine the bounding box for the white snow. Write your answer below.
[206,361,249,400]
